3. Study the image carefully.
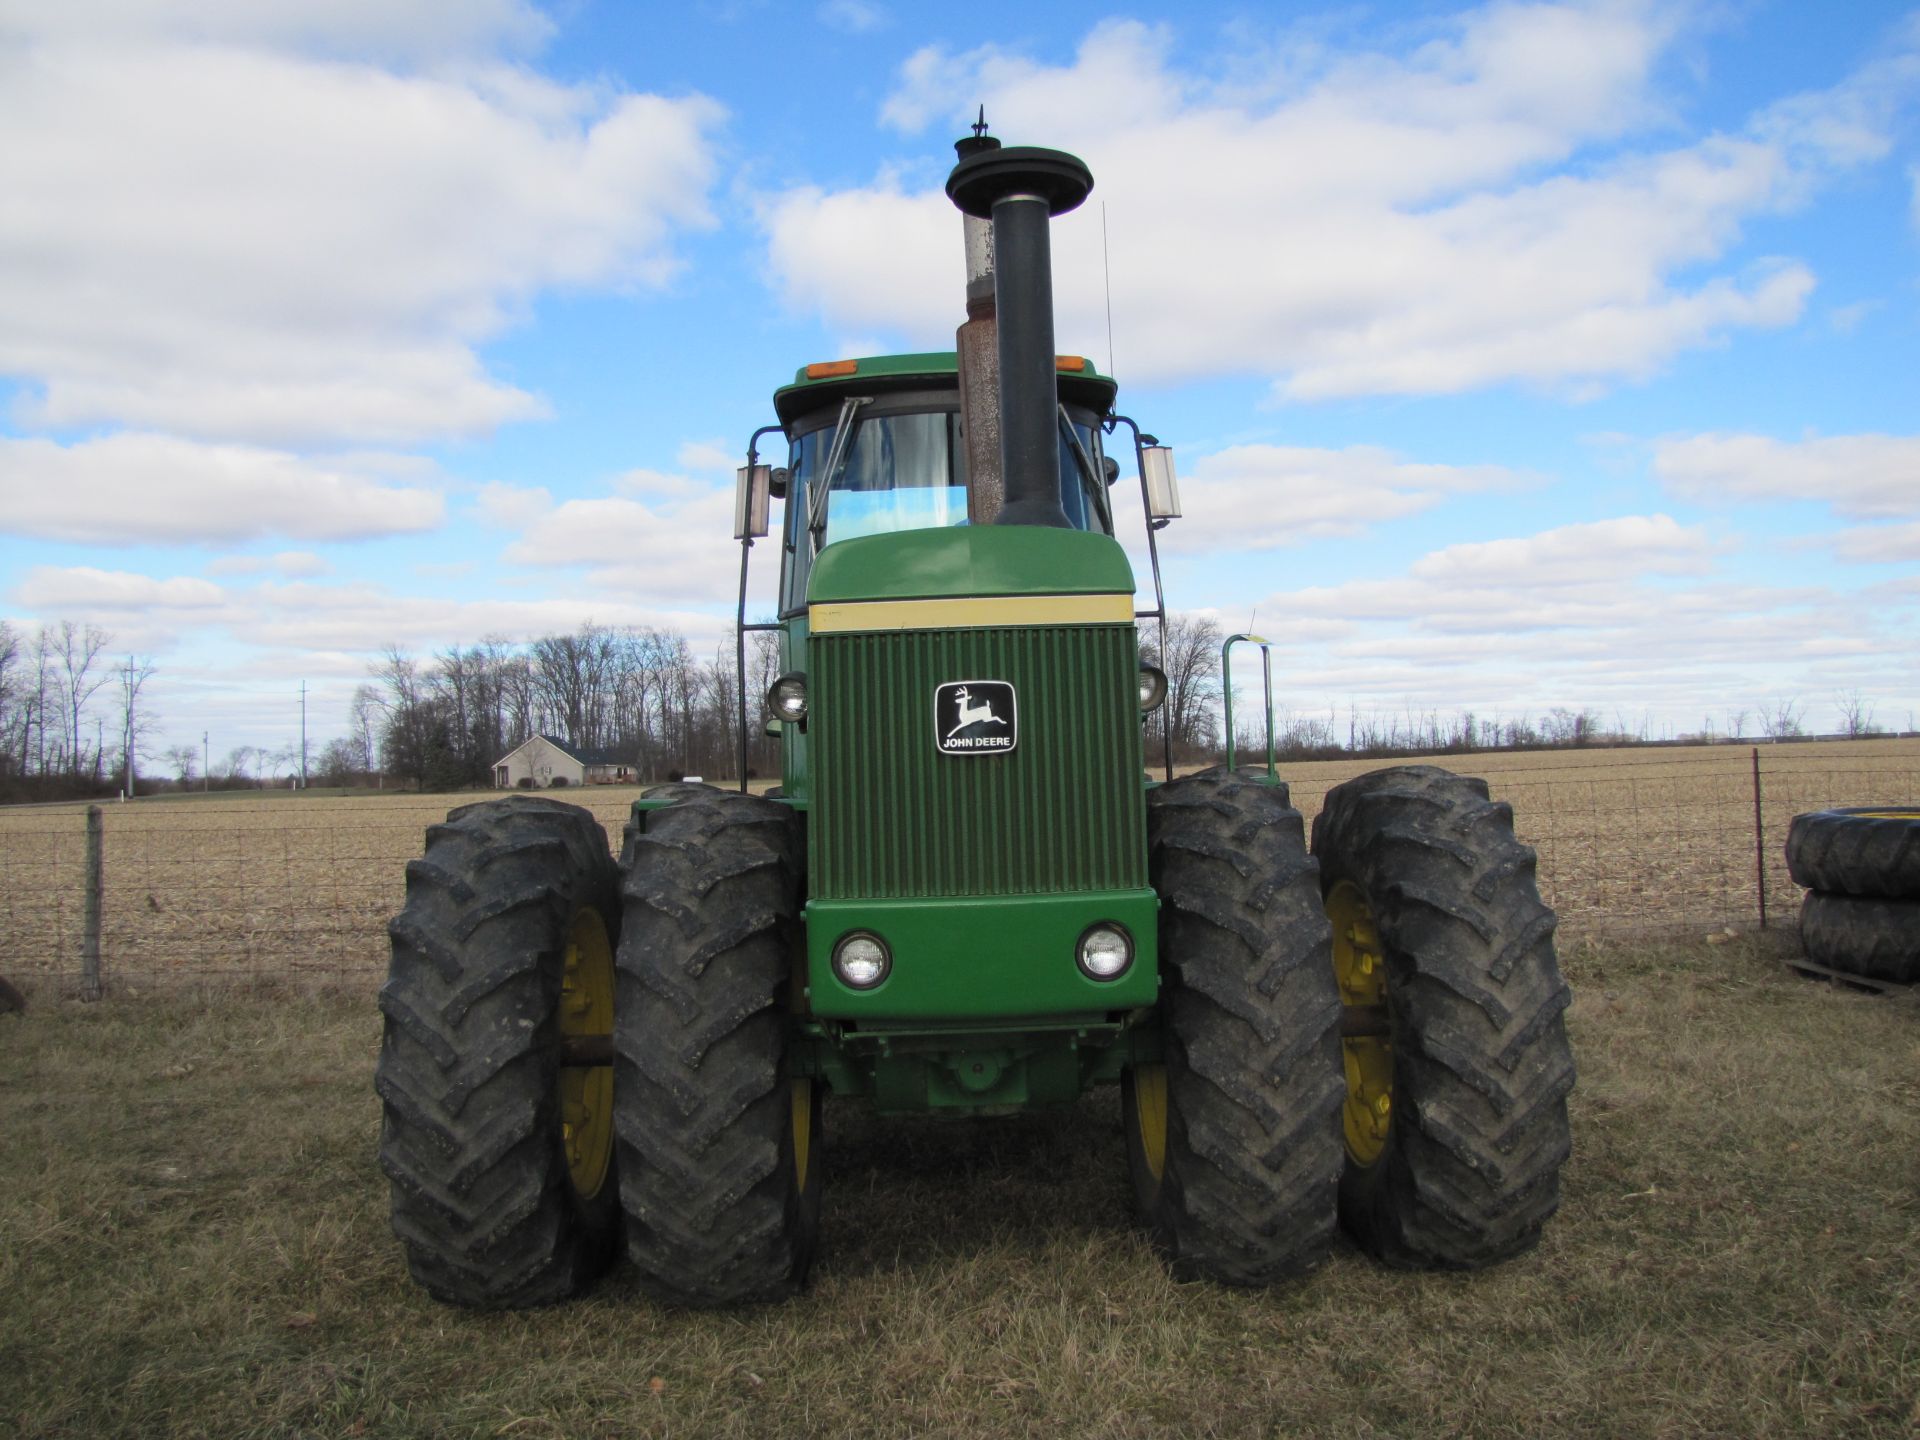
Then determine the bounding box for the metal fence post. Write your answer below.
[82,804,104,1001]
[1750,747,1767,931]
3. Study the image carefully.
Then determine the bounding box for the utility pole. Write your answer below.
[300,680,308,789]
[203,730,209,792]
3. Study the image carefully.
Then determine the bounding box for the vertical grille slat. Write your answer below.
[812,625,1147,900]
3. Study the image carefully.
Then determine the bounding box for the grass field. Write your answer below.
[1,737,1917,991]
[2,935,1916,1438]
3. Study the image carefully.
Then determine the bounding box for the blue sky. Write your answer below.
[2,0,1917,766]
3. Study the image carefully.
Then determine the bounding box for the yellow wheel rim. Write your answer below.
[558,906,615,1199]
[1326,879,1393,1167]
[1132,1063,1168,1183]
[791,1078,814,1191]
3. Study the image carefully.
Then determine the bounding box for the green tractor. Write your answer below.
[375,132,1575,1308]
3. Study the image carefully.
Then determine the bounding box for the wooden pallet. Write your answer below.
[1784,957,1917,996]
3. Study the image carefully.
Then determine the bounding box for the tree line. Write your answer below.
[0,620,157,803]
[2,612,1895,803]
[340,626,784,791]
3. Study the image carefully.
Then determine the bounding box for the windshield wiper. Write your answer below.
[808,395,870,552]
[1059,406,1112,533]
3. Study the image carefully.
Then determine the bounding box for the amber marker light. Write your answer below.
[805,359,859,378]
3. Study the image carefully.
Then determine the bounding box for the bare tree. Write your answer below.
[117,655,159,797]
[1760,696,1804,742]
[531,627,615,748]
[1835,689,1877,739]
[1146,613,1222,760]
[374,645,421,711]
[748,628,783,777]
[163,743,199,786]
[0,620,18,778]
[222,745,257,785]
[54,621,112,779]
[349,684,385,773]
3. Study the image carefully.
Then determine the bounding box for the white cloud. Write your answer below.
[15,566,227,611]
[818,0,887,36]
[765,8,1917,399]
[6,562,748,672]
[1828,521,1920,565]
[1654,432,1920,519]
[0,0,553,60]
[231,580,739,656]
[271,550,331,577]
[0,28,724,444]
[1159,444,1522,552]
[473,481,554,529]
[1196,501,1914,733]
[0,433,443,543]
[502,489,759,605]
[676,439,740,474]
[205,551,331,577]
[1408,514,1712,587]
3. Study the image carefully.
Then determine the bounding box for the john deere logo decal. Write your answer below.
[935,680,1017,755]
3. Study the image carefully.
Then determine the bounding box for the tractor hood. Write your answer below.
[805,525,1135,611]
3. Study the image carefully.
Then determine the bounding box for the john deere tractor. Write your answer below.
[376,131,1575,1308]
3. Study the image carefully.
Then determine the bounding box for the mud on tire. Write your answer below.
[376,796,623,1308]
[1132,767,1345,1286]
[1312,766,1575,1269]
[615,788,818,1307]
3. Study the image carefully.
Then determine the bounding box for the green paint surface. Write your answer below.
[809,624,1148,899]
[804,889,1159,1019]
[807,525,1135,605]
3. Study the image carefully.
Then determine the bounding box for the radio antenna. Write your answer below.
[1102,201,1115,376]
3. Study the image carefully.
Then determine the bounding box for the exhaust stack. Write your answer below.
[953,123,1003,525]
[946,141,1093,528]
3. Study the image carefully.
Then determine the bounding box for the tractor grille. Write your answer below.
[810,625,1148,900]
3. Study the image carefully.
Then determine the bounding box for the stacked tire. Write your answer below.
[1785,807,1920,986]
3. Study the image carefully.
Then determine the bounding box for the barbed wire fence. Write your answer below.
[3,746,1915,998]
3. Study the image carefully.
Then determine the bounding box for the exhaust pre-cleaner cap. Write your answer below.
[946,146,1093,219]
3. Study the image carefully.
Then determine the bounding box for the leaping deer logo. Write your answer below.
[945,685,1006,741]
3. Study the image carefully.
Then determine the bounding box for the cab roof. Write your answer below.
[771,350,1119,429]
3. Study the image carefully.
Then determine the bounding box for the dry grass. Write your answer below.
[1,739,1917,989]
[3,936,1917,1438]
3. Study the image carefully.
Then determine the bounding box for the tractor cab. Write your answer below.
[767,354,1120,616]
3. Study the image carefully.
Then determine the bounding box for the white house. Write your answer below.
[493,734,636,788]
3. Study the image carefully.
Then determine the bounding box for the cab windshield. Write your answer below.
[780,398,1109,614]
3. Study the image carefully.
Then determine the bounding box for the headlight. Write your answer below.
[767,673,809,724]
[1077,923,1133,981]
[832,931,891,989]
[1137,665,1167,713]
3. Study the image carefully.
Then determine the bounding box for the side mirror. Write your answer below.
[1141,445,1181,521]
[734,464,772,539]
[1103,456,1120,487]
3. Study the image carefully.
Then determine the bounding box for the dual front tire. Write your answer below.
[1130,765,1576,1280]
[376,790,816,1310]
[375,797,624,1308]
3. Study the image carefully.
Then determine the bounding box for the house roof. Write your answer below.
[496,734,633,769]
